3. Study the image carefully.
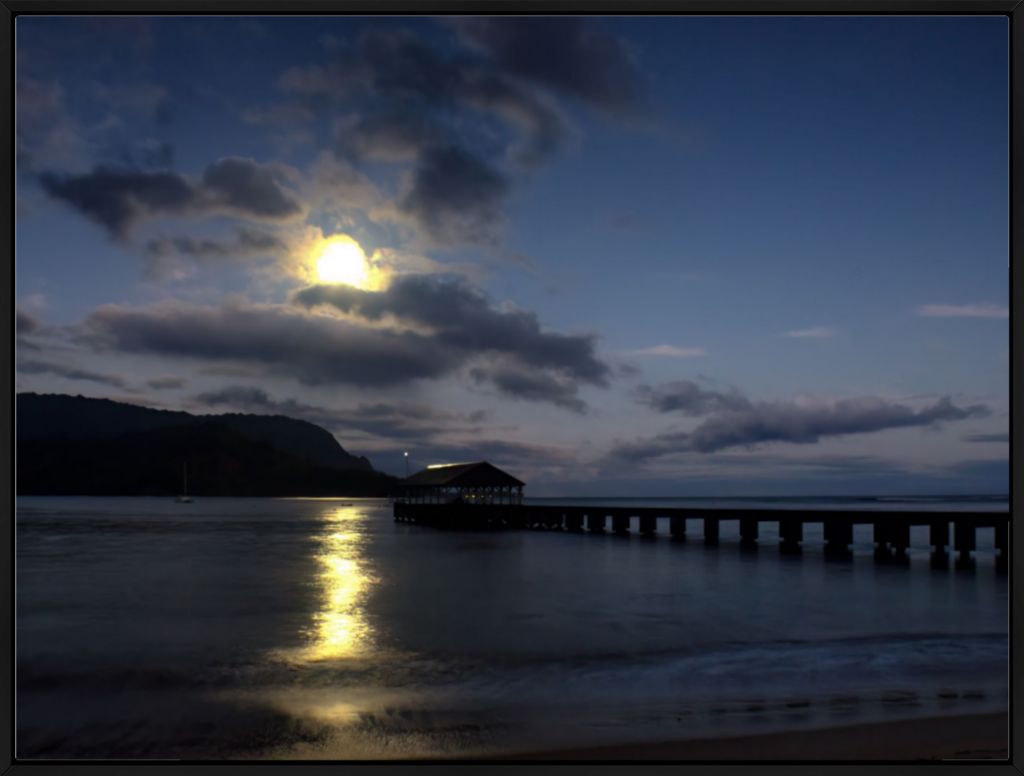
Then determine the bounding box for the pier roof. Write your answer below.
[402,461,525,488]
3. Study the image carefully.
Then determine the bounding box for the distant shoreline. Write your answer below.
[492,711,1008,761]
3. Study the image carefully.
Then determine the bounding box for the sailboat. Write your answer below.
[176,462,193,503]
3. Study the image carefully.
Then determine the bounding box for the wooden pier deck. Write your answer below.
[393,502,1009,571]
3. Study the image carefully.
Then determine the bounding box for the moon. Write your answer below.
[316,236,370,288]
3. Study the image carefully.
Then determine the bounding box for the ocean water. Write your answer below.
[16,496,1008,760]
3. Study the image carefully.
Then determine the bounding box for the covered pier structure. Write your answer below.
[397,461,524,505]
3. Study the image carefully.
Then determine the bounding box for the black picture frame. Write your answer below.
[2,2,1018,774]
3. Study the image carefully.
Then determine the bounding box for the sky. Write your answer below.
[14,16,1009,496]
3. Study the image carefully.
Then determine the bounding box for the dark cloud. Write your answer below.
[143,227,288,280]
[146,376,188,390]
[17,359,128,389]
[450,18,646,115]
[682,394,987,453]
[145,228,286,261]
[38,157,303,238]
[16,309,44,352]
[200,157,303,220]
[293,275,609,385]
[471,365,587,413]
[458,71,570,167]
[38,166,194,238]
[331,29,572,166]
[617,381,990,459]
[79,300,460,387]
[268,26,577,246]
[76,276,609,408]
[635,380,750,416]
[397,145,509,247]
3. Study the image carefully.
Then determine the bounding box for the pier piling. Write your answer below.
[929,520,949,554]
[873,521,894,562]
[639,514,657,536]
[670,515,687,540]
[740,517,759,547]
[779,518,802,553]
[889,522,910,563]
[954,520,976,563]
[586,513,605,533]
[824,521,853,557]
[612,514,630,535]
[704,517,720,545]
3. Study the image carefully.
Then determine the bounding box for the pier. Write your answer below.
[393,502,1009,572]
[394,462,1008,572]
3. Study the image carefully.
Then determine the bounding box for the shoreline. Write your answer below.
[493,711,1008,761]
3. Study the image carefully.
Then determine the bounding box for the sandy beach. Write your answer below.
[498,712,1008,761]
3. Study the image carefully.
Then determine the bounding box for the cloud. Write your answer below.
[276,26,575,165]
[293,274,610,385]
[630,344,706,358]
[193,384,488,443]
[962,432,1009,443]
[200,157,303,220]
[265,25,581,248]
[450,18,646,116]
[682,396,988,453]
[334,104,445,163]
[916,303,1008,319]
[470,364,587,413]
[456,70,572,167]
[145,228,286,260]
[38,157,304,238]
[38,166,194,238]
[16,308,47,351]
[16,309,39,336]
[635,380,750,416]
[79,290,605,410]
[395,145,510,248]
[79,300,460,387]
[17,359,129,389]
[143,227,288,280]
[784,326,834,338]
[621,380,990,459]
[187,384,583,480]
[334,75,569,170]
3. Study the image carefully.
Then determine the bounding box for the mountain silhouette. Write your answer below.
[16,393,396,497]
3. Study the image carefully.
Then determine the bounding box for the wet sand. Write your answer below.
[498,712,1008,761]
